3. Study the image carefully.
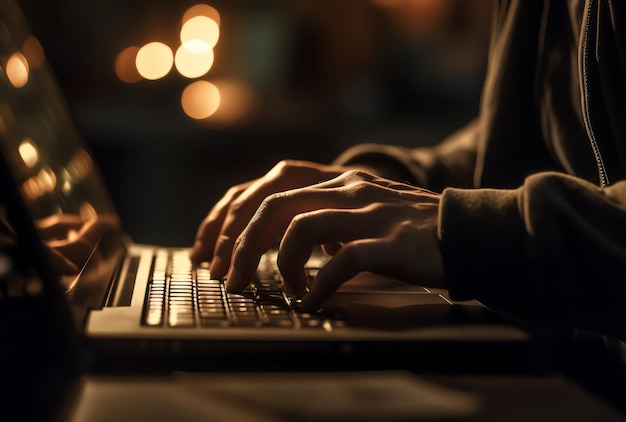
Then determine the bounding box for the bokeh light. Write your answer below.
[182,4,221,26]
[115,46,142,83]
[181,80,220,119]
[22,166,57,200]
[18,138,39,168]
[180,15,220,48]
[175,43,214,78]
[114,3,227,121]
[135,42,173,80]
[22,36,45,69]
[6,52,29,88]
[79,202,97,220]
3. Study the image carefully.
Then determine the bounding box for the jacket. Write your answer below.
[333,0,626,340]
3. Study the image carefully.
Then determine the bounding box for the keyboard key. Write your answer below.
[142,248,339,330]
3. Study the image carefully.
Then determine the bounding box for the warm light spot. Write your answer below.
[38,166,57,192]
[23,36,45,69]
[115,46,142,83]
[180,16,219,48]
[182,4,221,26]
[22,177,41,200]
[21,166,57,200]
[135,42,173,80]
[67,148,93,181]
[18,138,39,168]
[62,177,72,193]
[175,43,214,78]
[26,278,43,295]
[182,39,211,54]
[79,202,97,220]
[6,52,29,88]
[181,80,220,119]
[67,229,79,241]
[0,255,12,277]
[60,149,93,193]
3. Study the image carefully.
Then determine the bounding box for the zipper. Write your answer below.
[581,0,609,187]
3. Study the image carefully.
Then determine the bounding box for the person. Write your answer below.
[190,0,626,341]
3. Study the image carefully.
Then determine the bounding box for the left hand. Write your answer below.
[224,170,445,312]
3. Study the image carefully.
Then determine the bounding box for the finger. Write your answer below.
[300,238,393,312]
[225,188,375,292]
[277,207,390,296]
[190,181,254,263]
[211,162,345,278]
[209,179,284,278]
[36,214,84,239]
[75,217,118,244]
[45,217,119,268]
[225,176,434,292]
[300,217,443,312]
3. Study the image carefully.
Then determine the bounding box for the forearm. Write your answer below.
[333,119,480,192]
[440,172,626,340]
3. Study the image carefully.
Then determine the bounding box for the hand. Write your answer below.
[190,160,350,274]
[192,161,444,312]
[36,214,120,275]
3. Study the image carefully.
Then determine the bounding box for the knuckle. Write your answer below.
[272,159,300,176]
[344,180,379,200]
[287,212,311,236]
[342,169,361,178]
[342,169,373,182]
[225,184,244,198]
[257,192,285,216]
[227,197,246,217]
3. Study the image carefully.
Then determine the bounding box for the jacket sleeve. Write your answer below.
[332,118,480,192]
[440,171,626,339]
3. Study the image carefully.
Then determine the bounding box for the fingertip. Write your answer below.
[299,294,319,313]
[189,239,202,257]
[282,271,308,297]
[208,256,226,279]
[224,267,246,293]
[188,249,200,263]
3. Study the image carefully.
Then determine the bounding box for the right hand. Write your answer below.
[189,160,350,277]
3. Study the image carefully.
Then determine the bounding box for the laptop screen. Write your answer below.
[0,0,125,297]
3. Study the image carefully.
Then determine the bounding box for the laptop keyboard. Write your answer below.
[142,250,334,329]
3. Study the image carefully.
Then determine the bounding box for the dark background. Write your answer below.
[17,0,491,246]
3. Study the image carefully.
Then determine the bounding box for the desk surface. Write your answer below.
[60,371,625,422]
[4,340,626,422]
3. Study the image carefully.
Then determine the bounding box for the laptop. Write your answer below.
[0,0,530,370]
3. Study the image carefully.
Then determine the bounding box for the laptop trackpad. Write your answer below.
[303,270,509,332]
[331,271,429,294]
[333,292,447,308]
[322,292,500,330]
